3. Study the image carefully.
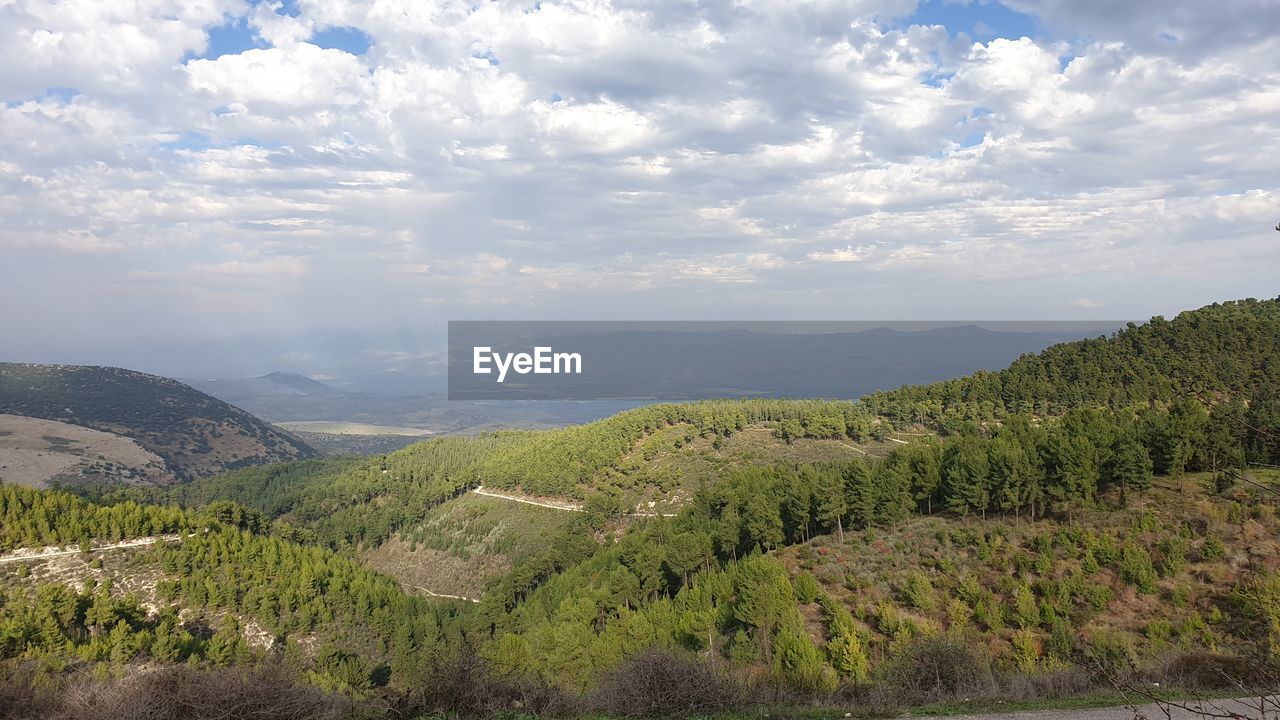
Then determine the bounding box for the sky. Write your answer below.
[2,0,1278,366]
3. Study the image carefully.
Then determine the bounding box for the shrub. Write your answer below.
[828,629,870,683]
[1013,584,1039,629]
[793,571,820,604]
[1081,548,1100,574]
[1157,536,1189,577]
[1163,652,1254,690]
[974,594,1004,631]
[1145,619,1174,646]
[1084,631,1138,678]
[406,649,570,717]
[876,635,993,704]
[726,629,757,666]
[945,598,972,634]
[46,663,346,720]
[1011,629,1041,672]
[1235,571,1280,657]
[875,602,905,635]
[1119,541,1158,594]
[1199,534,1226,561]
[1082,582,1113,611]
[1093,534,1121,566]
[1047,618,1075,662]
[1178,611,1215,650]
[588,648,743,717]
[900,571,936,611]
[773,629,837,694]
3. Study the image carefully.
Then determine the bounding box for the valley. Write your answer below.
[1,299,1278,719]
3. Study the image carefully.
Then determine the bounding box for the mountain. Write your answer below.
[2,299,1279,719]
[0,363,317,484]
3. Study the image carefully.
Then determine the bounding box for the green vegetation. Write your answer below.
[88,433,528,551]
[0,485,463,694]
[863,298,1280,445]
[3,297,1280,719]
[475,399,879,498]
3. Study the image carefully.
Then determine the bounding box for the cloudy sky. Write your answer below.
[3,0,1278,362]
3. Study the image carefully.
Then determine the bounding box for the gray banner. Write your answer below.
[447,321,1124,401]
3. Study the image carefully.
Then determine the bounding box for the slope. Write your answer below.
[0,363,317,483]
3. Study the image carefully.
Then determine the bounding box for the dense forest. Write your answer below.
[2,298,1279,718]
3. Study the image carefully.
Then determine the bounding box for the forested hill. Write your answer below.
[863,298,1280,431]
[2,298,1280,718]
[0,363,317,482]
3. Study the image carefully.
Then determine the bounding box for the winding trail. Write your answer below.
[404,584,480,603]
[0,534,181,565]
[471,485,678,517]
[472,485,584,511]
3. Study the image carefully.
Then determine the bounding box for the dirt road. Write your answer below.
[0,535,181,565]
[910,696,1277,720]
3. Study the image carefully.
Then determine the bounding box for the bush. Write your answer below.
[1011,629,1040,672]
[24,663,346,720]
[1157,536,1189,577]
[875,635,994,704]
[588,648,743,717]
[1084,631,1138,679]
[405,649,570,717]
[1119,542,1158,594]
[1163,652,1253,690]
[773,629,837,694]
[900,571,935,612]
[828,629,870,683]
[1013,584,1039,629]
[793,571,820,604]
[1199,534,1226,561]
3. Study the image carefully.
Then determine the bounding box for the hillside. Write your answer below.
[2,298,1279,719]
[0,484,461,697]
[0,364,317,483]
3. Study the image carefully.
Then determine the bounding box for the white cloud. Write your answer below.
[1,0,1278,352]
[808,245,875,263]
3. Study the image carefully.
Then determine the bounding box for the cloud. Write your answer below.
[1,0,1278,354]
[808,246,875,263]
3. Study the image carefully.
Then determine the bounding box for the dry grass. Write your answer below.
[0,413,172,487]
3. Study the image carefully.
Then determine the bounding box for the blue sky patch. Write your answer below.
[275,0,301,18]
[160,133,280,152]
[310,26,373,55]
[160,131,213,151]
[203,17,262,60]
[899,0,1041,42]
[43,87,81,102]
